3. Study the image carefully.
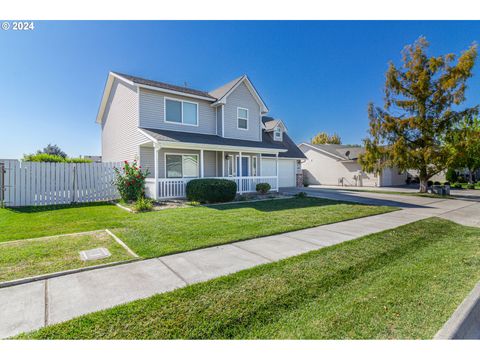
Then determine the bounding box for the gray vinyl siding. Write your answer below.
[139,146,155,178]
[216,106,223,136]
[223,82,261,142]
[101,78,146,162]
[144,148,217,178]
[139,88,216,135]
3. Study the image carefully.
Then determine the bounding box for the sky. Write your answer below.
[1,21,480,159]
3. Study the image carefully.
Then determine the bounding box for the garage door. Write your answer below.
[279,159,296,187]
[261,158,297,188]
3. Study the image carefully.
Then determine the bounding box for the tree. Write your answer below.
[311,132,341,145]
[447,117,480,183]
[359,37,478,192]
[37,144,67,158]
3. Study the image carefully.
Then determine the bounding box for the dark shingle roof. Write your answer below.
[112,72,216,100]
[140,128,287,151]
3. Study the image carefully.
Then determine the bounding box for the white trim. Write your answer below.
[221,105,225,137]
[273,126,283,141]
[156,140,286,154]
[235,154,251,177]
[137,128,159,143]
[212,76,269,113]
[237,107,249,130]
[164,97,199,127]
[200,149,204,178]
[137,84,215,102]
[164,152,200,179]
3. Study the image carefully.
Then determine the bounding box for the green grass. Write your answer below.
[0,231,134,283]
[115,197,395,257]
[17,218,480,340]
[0,198,394,258]
[0,202,130,243]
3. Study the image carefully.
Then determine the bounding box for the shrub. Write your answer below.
[113,160,150,202]
[67,157,93,163]
[133,197,153,212]
[186,178,237,203]
[445,168,458,183]
[295,191,307,198]
[22,154,93,163]
[256,182,271,194]
[23,153,66,162]
[433,181,441,186]
[452,183,462,189]
[466,183,475,189]
[443,182,450,186]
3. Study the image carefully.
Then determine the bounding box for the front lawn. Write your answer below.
[0,197,395,258]
[0,202,130,243]
[18,218,480,339]
[0,231,135,283]
[114,197,394,257]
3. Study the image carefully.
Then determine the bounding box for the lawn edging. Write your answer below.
[434,280,480,339]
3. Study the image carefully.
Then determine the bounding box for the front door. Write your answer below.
[236,156,249,177]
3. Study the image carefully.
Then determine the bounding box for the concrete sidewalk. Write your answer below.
[1,193,479,338]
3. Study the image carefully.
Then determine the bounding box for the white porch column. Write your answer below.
[259,153,262,176]
[221,151,224,177]
[276,153,279,190]
[239,151,243,194]
[153,143,161,200]
[200,149,204,178]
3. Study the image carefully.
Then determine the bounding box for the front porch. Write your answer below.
[140,144,281,199]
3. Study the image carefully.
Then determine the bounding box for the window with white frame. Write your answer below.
[274,126,283,141]
[237,107,248,130]
[165,98,198,126]
[166,154,199,178]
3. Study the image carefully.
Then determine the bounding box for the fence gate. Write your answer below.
[0,162,4,206]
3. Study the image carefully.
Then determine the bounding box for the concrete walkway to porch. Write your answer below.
[1,192,479,338]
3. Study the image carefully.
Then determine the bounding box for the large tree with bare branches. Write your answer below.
[359,37,478,192]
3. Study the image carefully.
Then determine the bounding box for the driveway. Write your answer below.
[282,186,480,227]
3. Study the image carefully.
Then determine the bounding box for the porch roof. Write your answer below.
[139,128,287,153]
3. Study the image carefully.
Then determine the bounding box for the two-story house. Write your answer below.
[96,72,305,199]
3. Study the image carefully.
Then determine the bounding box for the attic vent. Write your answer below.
[345,150,351,159]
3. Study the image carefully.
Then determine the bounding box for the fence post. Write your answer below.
[0,162,4,207]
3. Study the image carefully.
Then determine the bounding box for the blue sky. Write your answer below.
[1,21,479,159]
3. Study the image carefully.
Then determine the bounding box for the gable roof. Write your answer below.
[300,143,364,161]
[112,72,216,100]
[262,116,288,132]
[210,75,269,113]
[139,127,287,152]
[208,75,244,100]
[96,72,269,123]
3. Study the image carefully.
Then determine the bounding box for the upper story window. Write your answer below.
[165,98,198,126]
[274,126,283,141]
[237,107,248,130]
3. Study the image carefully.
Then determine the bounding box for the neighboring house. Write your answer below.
[81,155,102,163]
[96,72,306,199]
[299,143,407,187]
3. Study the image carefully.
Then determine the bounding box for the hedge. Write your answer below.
[186,178,237,203]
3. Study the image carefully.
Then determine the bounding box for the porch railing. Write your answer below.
[146,176,278,199]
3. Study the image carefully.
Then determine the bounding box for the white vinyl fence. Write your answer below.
[0,160,122,207]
